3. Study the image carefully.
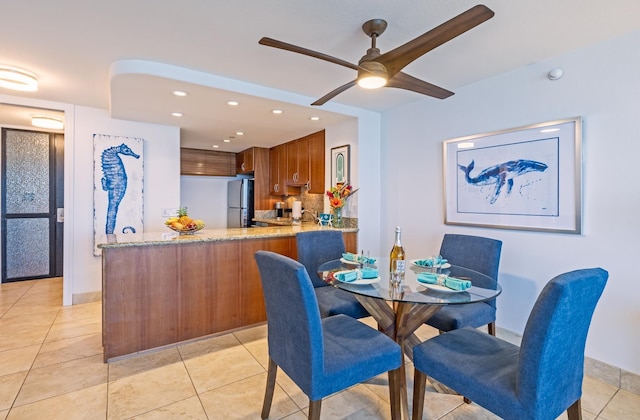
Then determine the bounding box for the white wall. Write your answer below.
[381,30,640,375]
[180,175,236,229]
[70,106,181,298]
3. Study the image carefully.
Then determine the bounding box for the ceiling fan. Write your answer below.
[259,4,494,106]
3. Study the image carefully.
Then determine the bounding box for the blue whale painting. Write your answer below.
[458,159,548,204]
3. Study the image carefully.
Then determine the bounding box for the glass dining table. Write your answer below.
[317,257,501,419]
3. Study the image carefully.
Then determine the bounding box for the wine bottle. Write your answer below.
[389,226,406,285]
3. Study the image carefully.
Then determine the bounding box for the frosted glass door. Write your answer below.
[2,129,60,282]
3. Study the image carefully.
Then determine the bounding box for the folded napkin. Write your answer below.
[360,267,379,279]
[414,257,448,267]
[335,270,358,282]
[417,273,471,291]
[342,253,376,265]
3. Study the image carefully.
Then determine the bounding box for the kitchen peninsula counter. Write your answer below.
[99,225,357,361]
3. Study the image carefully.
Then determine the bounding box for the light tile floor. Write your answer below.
[1,278,638,419]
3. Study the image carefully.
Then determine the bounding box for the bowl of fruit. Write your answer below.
[165,207,205,234]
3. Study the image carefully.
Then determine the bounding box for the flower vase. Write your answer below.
[333,208,342,228]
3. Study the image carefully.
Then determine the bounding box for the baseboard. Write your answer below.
[496,326,640,395]
[72,291,102,305]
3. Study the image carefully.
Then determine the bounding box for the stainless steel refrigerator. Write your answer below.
[227,179,254,228]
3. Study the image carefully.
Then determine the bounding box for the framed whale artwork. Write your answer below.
[443,117,582,233]
[93,134,144,255]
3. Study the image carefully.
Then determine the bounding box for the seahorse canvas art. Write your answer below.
[93,135,144,256]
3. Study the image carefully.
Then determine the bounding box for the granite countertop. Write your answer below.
[98,223,357,249]
[252,217,295,226]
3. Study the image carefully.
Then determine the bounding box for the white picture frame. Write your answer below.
[443,117,582,234]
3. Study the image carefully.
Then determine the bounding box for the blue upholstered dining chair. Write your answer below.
[296,230,369,319]
[427,233,503,335]
[412,268,608,420]
[254,251,402,420]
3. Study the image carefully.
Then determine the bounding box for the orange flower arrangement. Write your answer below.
[326,183,359,209]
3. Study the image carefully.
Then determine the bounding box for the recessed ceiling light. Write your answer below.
[172,90,187,97]
[223,139,231,143]
[309,116,320,121]
[272,109,283,115]
[212,145,219,149]
[235,131,244,136]
[227,100,239,106]
[32,115,63,129]
[171,112,183,117]
[0,65,38,92]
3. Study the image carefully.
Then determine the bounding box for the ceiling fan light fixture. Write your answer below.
[0,65,38,92]
[32,115,63,130]
[357,61,387,89]
[358,75,387,89]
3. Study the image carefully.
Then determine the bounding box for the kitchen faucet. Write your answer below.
[301,209,319,223]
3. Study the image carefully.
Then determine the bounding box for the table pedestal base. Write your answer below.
[354,294,443,419]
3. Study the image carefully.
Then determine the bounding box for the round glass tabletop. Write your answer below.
[317,257,501,305]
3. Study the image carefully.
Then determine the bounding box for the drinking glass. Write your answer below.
[431,254,442,274]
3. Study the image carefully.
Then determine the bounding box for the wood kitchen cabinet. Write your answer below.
[285,136,310,186]
[236,147,255,174]
[181,148,235,176]
[251,147,272,210]
[269,130,325,196]
[307,130,325,194]
[269,144,287,195]
[101,229,357,360]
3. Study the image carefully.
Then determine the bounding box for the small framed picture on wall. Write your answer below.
[331,145,350,187]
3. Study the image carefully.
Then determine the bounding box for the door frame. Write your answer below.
[0,94,75,305]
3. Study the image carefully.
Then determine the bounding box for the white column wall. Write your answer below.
[381,30,640,374]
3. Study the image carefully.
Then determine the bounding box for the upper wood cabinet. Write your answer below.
[236,148,255,174]
[181,148,235,176]
[269,129,325,196]
[285,136,310,186]
[306,130,325,194]
[251,147,272,210]
[269,144,287,195]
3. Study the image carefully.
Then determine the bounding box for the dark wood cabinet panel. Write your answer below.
[180,148,206,175]
[181,148,235,176]
[102,230,357,361]
[102,245,181,360]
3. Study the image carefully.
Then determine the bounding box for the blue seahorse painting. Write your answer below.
[458,159,548,204]
[101,143,140,234]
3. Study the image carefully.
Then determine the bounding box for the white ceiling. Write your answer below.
[2,0,639,152]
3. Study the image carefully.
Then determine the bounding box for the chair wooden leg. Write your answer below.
[412,368,427,420]
[261,357,278,419]
[308,399,322,420]
[488,322,496,336]
[567,398,582,420]
[388,368,402,420]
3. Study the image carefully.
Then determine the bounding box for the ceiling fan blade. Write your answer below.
[259,37,359,71]
[386,72,454,99]
[311,80,357,106]
[375,5,494,79]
